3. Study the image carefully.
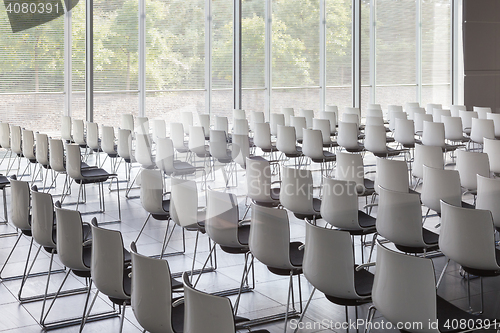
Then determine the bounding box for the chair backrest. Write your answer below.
[246,156,274,204]
[170,177,199,227]
[188,126,207,155]
[440,200,499,271]
[374,157,409,193]
[412,144,444,180]
[300,109,315,129]
[214,116,229,136]
[280,166,315,215]
[366,109,383,119]
[487,112,500,138]
[442,116,464,141]
[22,129,36,160]
[152,119,167,143]
[459,110,478,133]
[90,219,129,300]
[321,178,360,230]
[209,129,230,161]
[335,151,365,190]
[232,118,249,136]
[389,111,407,132]
[303,221,360,299]
[31,187,56,249]
[377,186,426,248]
[170,122,186,151]
[337,121,359,150]
[270,113,285,136]
[302,129,325,159]
[10,125,22,155]
[426,103,442,115]
[233,109,246,121]
[250,111,265,132]
[198,114,211,138]
[61,115,72,142]
[312,118,332,144]
[156,137,176,175]
[55,205,89,271]
[10,178,31,230]
[140,169,165,215]
[35,133,50,166]
[368,103,382,110]
[249,204,295,270]
[182,112,193,135]
[282,107,295,126]
[421,121,445,147]
[48,139,66,173]
[364,116,384,127]
[253,122,273,150]
[476,174,500,229]
[456,149,490,191]
[404,102,419,112]
[72,119,86,145]
[414,112,433,134]
[206,190,241,248]
[394,118,415,146]
[342,113,360,128]
[117,128,133,160]
[136,117,150,135]
[276,125,298,155]
[484,138,500,174]
[344,107,361,120]
[0,122,10,149]
[421,165,462,214]
[432,108,450,123]
[101,126,116,155]
[318,111,337,134]
[473,106,492,119]
[325,105,338,112]
[231,134,249,169]
[135,133,154,168]
[450,104,466,117]
[86,122,99,150]
[183,272,235,333]
[364,125,387,153]
[130,242,176,333]
[470,118,495,144]
[389,104,404,114]
[65,143,83,180]
[121,114,134,132]
[372,243,438,332]
[290,116,307,140]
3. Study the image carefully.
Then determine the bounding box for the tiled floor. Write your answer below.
[0,150,499,333]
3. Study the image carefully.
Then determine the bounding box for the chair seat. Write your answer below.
[77,167,115,184]
[345,143,365,153]
[220,225,251,254]
[171,300,185,333]
[394,228,439,254]
[292,198,322,220]
[357,178,375,196]
[0,175,9,189]
[371,147,402,158]
[358,211,377,229]
[386,136,395,143]
[215,149,233,164]
[325,265,373,306]
[171,161,196,176]
[311,151,336,163]
[267,241,304,276]
[152,199,170,220]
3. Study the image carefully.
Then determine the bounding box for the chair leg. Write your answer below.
[119,301,127,333]
[283,270,294,333]
[364,305,377,333]
[190,230,200,284]
[293,287,316,333]
[0,233,23,278]
[40,250,56,324]
[234,252,251,315]
[18,240,43,300]
[135,214,151,244]
[80,287,100,332]
[41,269,71,326]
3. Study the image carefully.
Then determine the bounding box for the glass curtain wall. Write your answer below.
[0,3,64,135]
[145,0,205,131]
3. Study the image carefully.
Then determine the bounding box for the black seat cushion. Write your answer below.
[152,200,170,220]
[171,301,185,333]
[345,143,365,153]
[324,266,374,306]
[311,151,336,163]
[76,168,112,184]
[267,241,303,276]
[394,229,439,254]
[237,224,250,245]
[292,198,322,220]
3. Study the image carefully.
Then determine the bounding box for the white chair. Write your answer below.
[61,115,73,143]
[35,133,51,189]
[281,107,295,126]
[117,128,138,196]
[469,118,495,147]
[366,241,485,333]
[276,125,303,164]
[426,103,442,115]
[156,137,199,180]
[280,166,321,220]
[130,243,184,333]
[473,106,492,119]
[137,116,149,135]
[312,118,337,148]
[290,116,307,144]
[302,129,336,180]
[487,113,500,139]
[151,119,167,143]
[450,104,466,117]
[181,112,193,136]
[422,121,459,153]
[21,129,37,179]
[231,134,250,170]
[439,200,500,314]
[300,109,315,129]
[270,113,285,137]
[342,113,360,129]
[233,109,246,121]
[210,129,236,187]
[374,157,412,194]
[214,115,229,136]
[319,111,337,135]
[101,126,120,172]
[121,113,134,132]
[246,156,280,207]
[377,185,438,255]
[9,125,23,175]
[325,105,338,112]
[170,122,189,154]
[394,118,418,149]
[456,149,490,196]
[412,144,444,187]
[413,112,433,135]
[0,122,12,168]
[250,111,265,133]
[72,119,87,153]
[335,151,374,196]
[432,108,451,123]
[364,125,404,158]
[442,116,469,145]
[188,126,211,169]
[198,113,211,140]
[337,121,364,153]
[135,133,156,170]
[476,174,500,231]
[253,122,278,159]
[483,137,500,175]
[86,122,102,166]
[389,111,407,132]
[459,110,478,135]
[404,102,419,112]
